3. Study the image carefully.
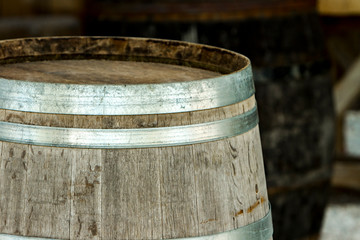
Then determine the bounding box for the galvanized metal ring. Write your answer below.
[0,64,253,115]
[0,105,258,149]
[0,36,254,115]
[0,204,272,240]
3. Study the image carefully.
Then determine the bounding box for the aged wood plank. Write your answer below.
[99,112,163,240]
[0,141,28,235]
[231,126,268,226]
[159,145,199,239]
[69,115,103,240]
[101,148,162,240]
[0,109,5,121]
[69,149,102,240]
[22,146,71,238]
[0,110,30,235]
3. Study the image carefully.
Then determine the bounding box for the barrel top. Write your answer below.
[0,36,248,84]
[0,59,221,84]
[0,37,254,115]
[0,36,250,75]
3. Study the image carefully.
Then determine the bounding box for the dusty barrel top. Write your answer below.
[0,37,254,116]
[0,59,221,84]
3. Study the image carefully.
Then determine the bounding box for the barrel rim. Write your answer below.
[0,36,255,115]
[0,36,251,79]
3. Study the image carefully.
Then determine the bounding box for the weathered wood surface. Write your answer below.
[0,37,269,239]
[0,60,220,84]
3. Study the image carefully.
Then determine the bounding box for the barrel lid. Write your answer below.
[0,37,254,115]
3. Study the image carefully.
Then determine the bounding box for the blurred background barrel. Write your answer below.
[81,1,335,239]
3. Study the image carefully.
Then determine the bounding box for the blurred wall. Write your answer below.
[0,0,83,39]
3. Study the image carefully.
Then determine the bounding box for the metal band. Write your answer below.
[0,205,272,240]
[0,106,258,149]
[0,236,55,240]
[0,66,254,115]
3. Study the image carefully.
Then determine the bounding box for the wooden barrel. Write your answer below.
[0,37,272,240]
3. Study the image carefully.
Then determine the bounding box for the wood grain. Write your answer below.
[0,129,269,239]
[0,110,30,235]
[0,60,221,84]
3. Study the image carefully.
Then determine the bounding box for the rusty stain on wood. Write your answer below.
[247,197,266,214]
[235,209,244,217]
[235,197,266,217]
[200,218,216,224]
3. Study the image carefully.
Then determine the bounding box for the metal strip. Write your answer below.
[0,65,254,115]
[0,205,272,240]
[0,106,258,149]
[0,236,56,240]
